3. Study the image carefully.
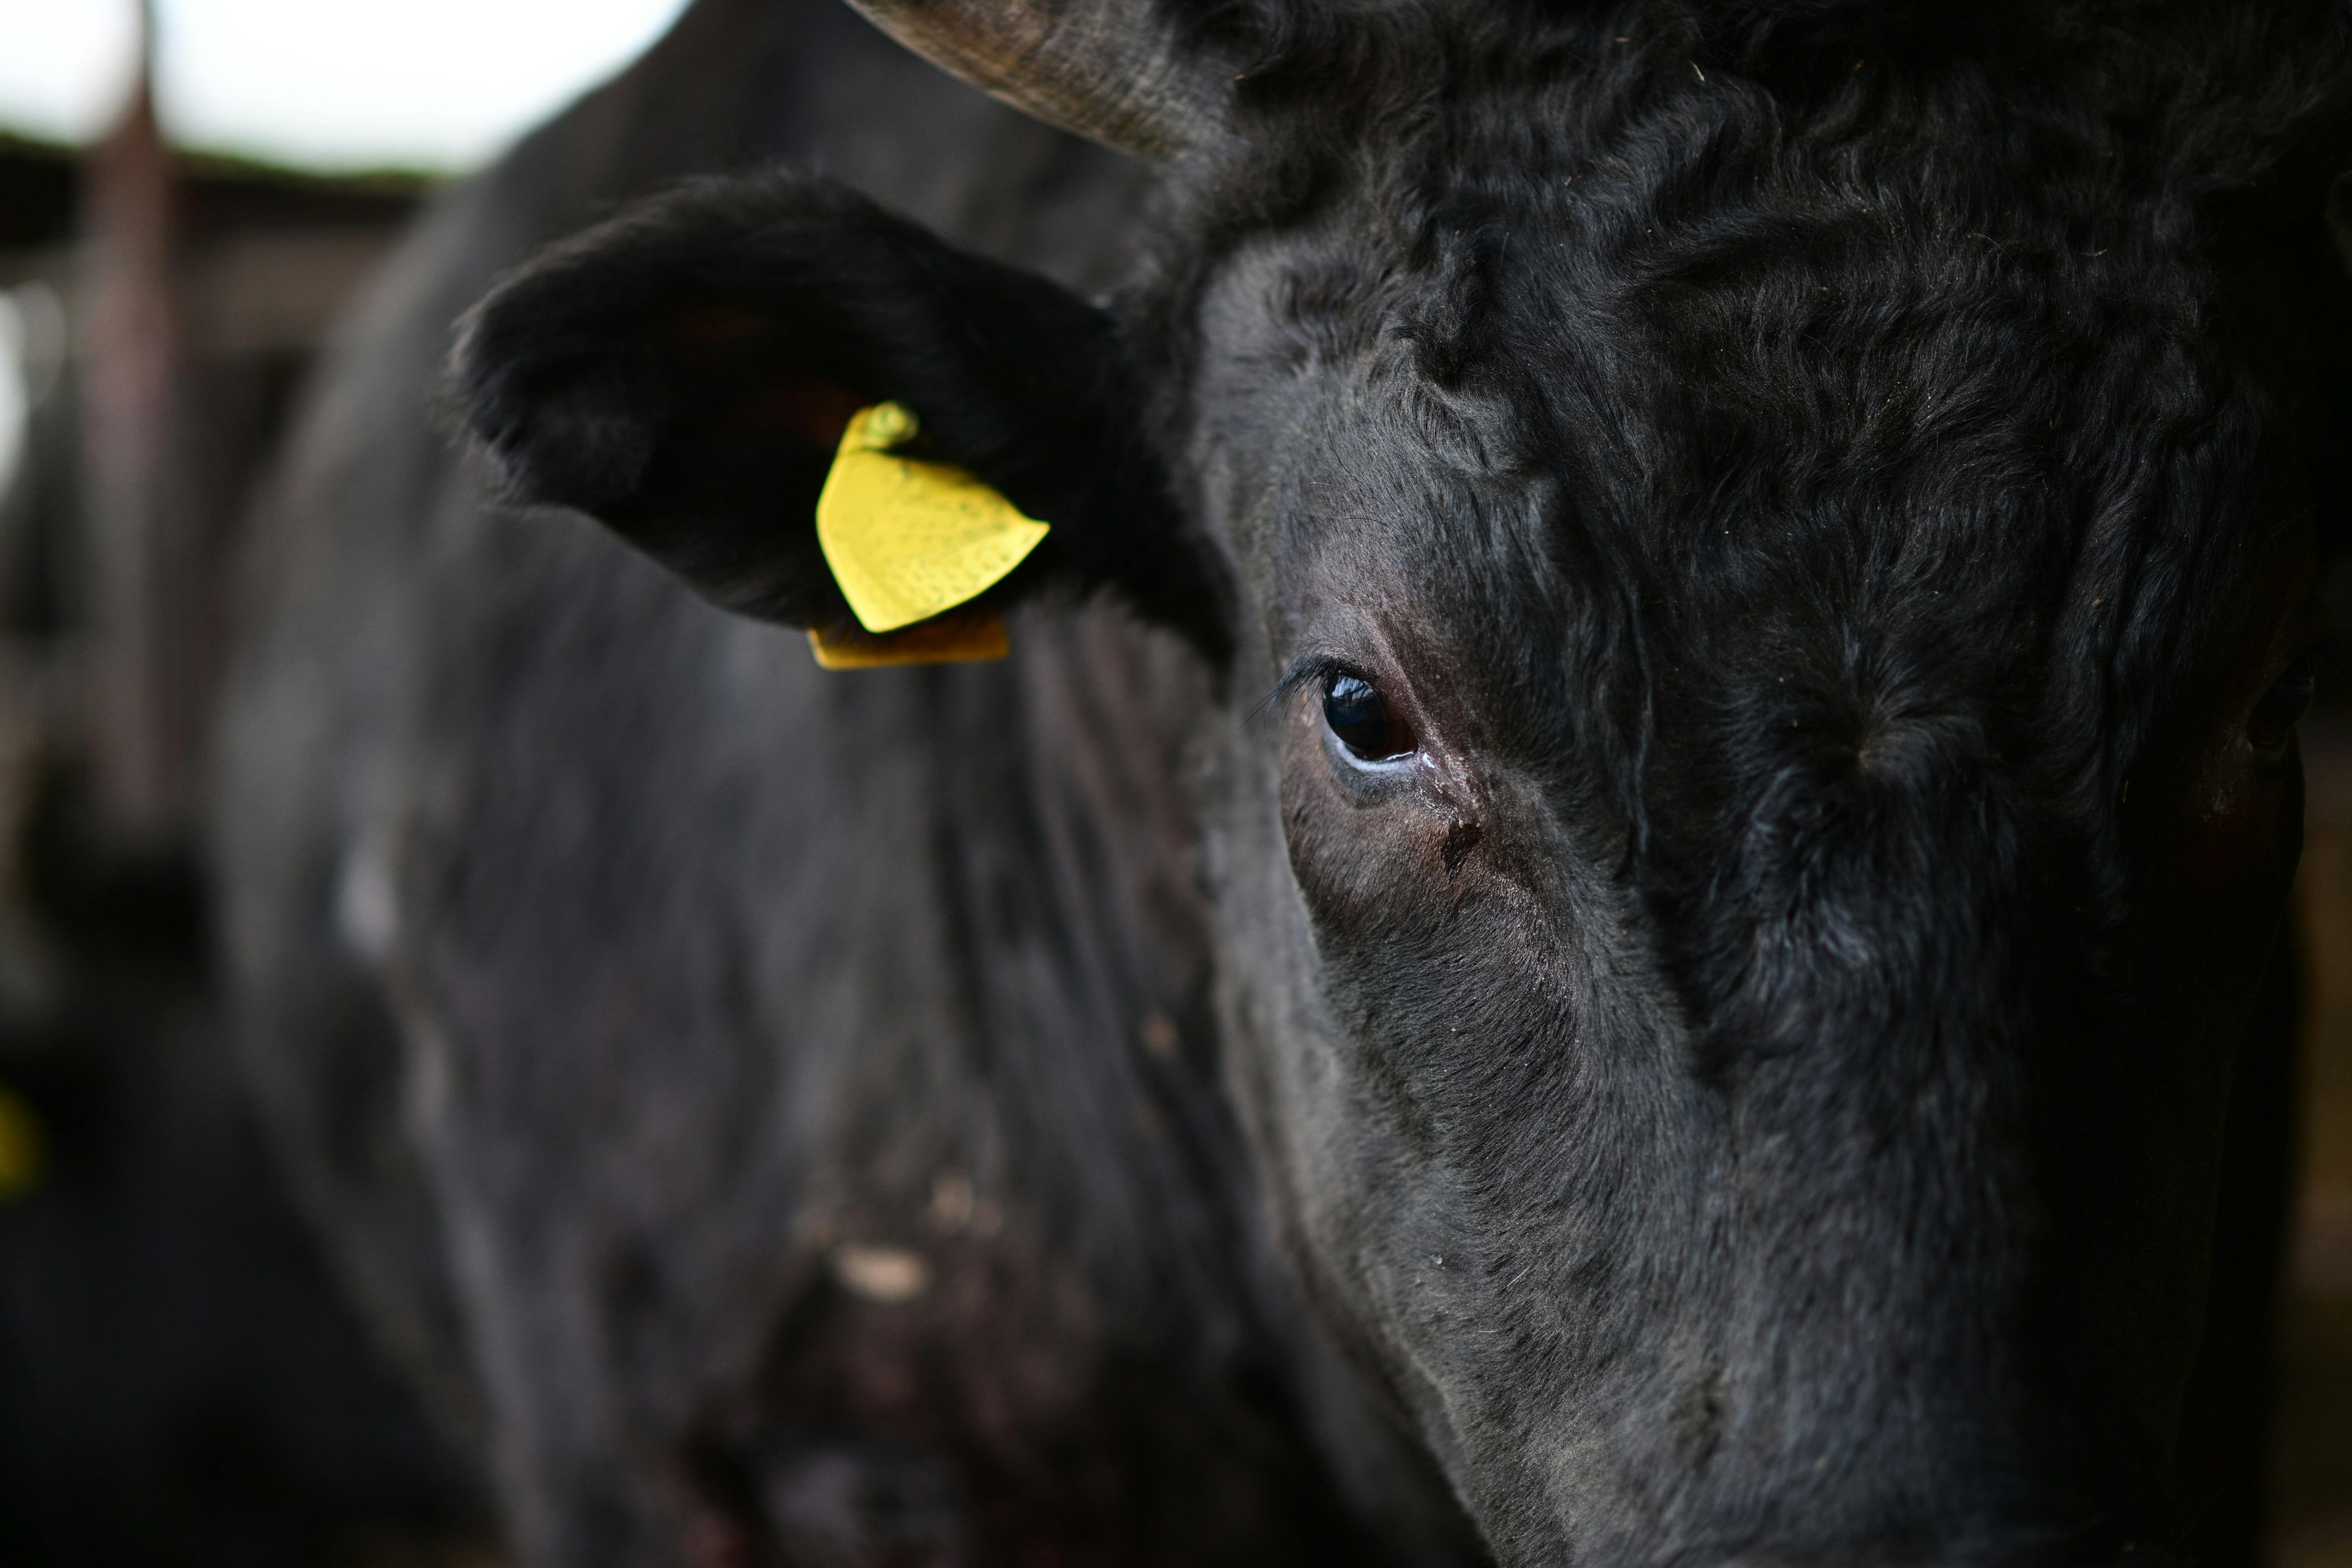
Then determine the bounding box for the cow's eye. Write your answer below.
[2249,657,2315,752]
[1323,673,1412,761]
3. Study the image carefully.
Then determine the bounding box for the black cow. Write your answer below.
[217,0,2352,1564]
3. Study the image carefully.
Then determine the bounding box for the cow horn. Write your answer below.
[843,0,1223,159]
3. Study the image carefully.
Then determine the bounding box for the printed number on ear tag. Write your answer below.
[810,401,1050,666]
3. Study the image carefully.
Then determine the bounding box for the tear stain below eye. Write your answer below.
[1442,820,1482,875]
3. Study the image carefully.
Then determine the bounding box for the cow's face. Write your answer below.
[1162,57,2328,1558]
[453,2,2350,1561]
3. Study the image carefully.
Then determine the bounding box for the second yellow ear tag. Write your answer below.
[0,1082,43,1202]
[814,401,1051,635]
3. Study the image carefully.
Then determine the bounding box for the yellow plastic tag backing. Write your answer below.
[807,604,1012,668]
[814,401,1050,636]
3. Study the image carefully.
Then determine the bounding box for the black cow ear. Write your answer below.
[451,173,1227,663]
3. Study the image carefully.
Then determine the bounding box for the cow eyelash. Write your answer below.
[1254,655,1352,726]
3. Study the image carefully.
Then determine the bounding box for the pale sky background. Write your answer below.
[0,0,695,172]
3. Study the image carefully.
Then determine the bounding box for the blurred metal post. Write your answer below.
[79,0,191,836]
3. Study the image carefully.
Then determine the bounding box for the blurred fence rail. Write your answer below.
[0,120,420,847]
[0,119,492,1567]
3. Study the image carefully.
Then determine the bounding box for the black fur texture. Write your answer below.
[225,0,2352,1564]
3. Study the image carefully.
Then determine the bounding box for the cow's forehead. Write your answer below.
[1180,92,2278,740]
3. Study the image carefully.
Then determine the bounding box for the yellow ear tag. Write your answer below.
[809,401,1049,668]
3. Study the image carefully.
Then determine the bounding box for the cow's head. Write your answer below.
[453,1,2352,1561]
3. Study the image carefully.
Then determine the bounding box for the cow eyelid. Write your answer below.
[1258,655,1419,763]
[1255,654,1353,726]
